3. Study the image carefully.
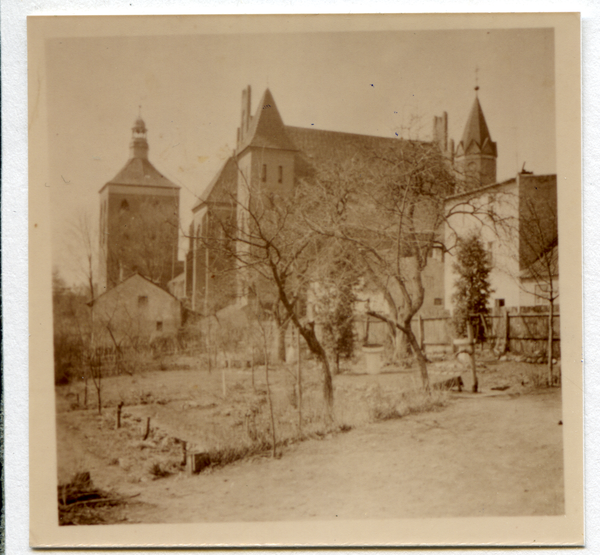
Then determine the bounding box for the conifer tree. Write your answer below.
[452,233,494,342]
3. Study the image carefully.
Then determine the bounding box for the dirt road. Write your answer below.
[116,389,563,523]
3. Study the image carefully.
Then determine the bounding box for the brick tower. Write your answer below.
[99,116,180,294]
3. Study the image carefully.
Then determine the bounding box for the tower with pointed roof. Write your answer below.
[454,92,497,189]
[99,116,181,293]
[186,86,298,310]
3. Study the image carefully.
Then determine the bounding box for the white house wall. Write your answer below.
[445,183,522,312]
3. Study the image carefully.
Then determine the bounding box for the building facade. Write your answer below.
[444,172,558,312]
[92,273,183,349]
[99,117,181,294]
[185,86,448,317]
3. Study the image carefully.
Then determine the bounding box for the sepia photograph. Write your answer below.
[28,13,583,547]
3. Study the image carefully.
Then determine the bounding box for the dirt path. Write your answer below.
[117,389,563,523]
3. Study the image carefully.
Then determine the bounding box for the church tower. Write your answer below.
[99,115,181,293]
[455,92,497,189]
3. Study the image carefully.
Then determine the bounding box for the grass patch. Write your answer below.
[58,471,130,526]
[369,385,449,421]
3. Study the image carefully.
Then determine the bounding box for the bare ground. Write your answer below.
[55,358,563,523]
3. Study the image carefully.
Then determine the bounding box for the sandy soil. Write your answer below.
[57,386,564,523]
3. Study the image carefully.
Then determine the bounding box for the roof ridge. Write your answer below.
[285,124,428,144]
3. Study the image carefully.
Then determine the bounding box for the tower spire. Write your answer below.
[130,112,149,159]
[455,89,497,189]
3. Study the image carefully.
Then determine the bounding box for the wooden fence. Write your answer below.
[413,311,560,357]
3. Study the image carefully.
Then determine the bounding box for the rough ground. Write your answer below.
[57,382,563,523]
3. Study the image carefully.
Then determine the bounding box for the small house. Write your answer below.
[90,273,182,349]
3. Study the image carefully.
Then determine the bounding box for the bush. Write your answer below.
[452,233,493,342]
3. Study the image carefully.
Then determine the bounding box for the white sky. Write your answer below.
[42,23,555,285]
[4,6,596,555]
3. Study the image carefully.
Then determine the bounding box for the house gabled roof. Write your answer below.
[89,273,181,306]
[444,177,517,202]
[237,89,297,153]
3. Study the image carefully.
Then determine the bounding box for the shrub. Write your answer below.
[452,233,493,342]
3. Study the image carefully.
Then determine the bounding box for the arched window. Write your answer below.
[120,199,130,211]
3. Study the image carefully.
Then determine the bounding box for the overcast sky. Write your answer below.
[42,22,555,285]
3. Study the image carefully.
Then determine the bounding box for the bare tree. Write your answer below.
[65,212,101,409]
[199,159,337,419]
[518,195,559,385]
[301,142,457,389]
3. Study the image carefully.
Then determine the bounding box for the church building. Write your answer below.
[185,86,452,316]
[99,116,181,294]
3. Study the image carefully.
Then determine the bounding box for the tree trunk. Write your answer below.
[263,337,277,458]
[299,324,334,417]
[297,330,303,436]
[96,377,102,415]
[404,323,429,390]
[318,353,334,417]
[277,320,287,363]
[251,346,255,392]
[547,300,554,386]
[467,320,478,393]
[393,332,411,362]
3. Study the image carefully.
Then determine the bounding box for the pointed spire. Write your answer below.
[457,95,497,157]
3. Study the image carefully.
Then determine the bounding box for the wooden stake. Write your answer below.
[115,401,124,429]
[181,440,187,465]
[467,320,478,393]
[297,329,302,436]
[142,417,151,441]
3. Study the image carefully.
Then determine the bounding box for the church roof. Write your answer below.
[100,156,180,192]
[456,96,497,157]
[286,126,407,176]
[192,157,238,212]
[237,89,297,153]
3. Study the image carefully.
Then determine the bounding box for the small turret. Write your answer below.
[130,112,149,159]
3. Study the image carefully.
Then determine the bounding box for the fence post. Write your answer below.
[467,320,478,393]
[418,314,424,352]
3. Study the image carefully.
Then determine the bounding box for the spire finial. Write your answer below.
[475,66,480,94]
[138,104,142,117]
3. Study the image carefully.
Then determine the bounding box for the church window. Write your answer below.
[434,298,443,306]
[138,295,148,306]
[278,166,283,183]
[261,164,267,182]
[156,321,163,331]
[120,199,129,211]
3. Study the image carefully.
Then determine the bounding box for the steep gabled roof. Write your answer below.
[100,157,180,193]
[192,157,238,212]
[285,125,414,180]
[456,96,497,158]
[237,89,297,153]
